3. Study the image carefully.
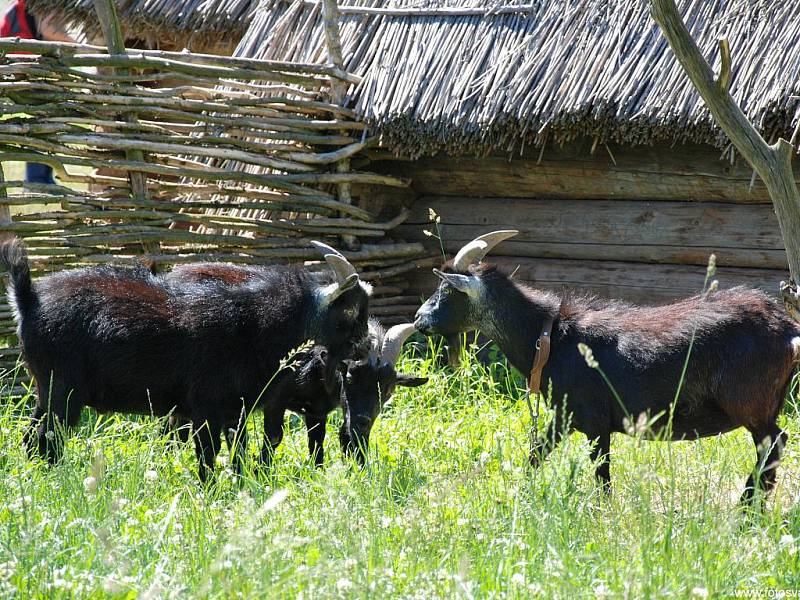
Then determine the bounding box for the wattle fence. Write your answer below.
[0,7,433,390]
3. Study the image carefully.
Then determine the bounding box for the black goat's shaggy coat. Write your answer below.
[1,241,369,480]
[415,261,800,501]
[165,262,345,467]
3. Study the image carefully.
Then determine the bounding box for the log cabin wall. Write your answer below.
[361,139,793,306]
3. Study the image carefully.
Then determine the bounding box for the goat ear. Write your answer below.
[433,269,481,298]
[395,373,429,388]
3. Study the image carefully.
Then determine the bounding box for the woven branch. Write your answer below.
[0,30,427,356]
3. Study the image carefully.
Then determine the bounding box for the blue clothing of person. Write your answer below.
[25,162,55,185]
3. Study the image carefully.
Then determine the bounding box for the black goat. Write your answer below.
[165,262,427,465]
[339,319,428,463]
[1,238,370,481]
[162,262,341,467]
[257,343,343,468]
[414,230,799,502]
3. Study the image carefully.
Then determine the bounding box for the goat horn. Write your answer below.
[310,240,357,285]
[310,240,345,260]
[381,323,416,367]
[452,230,519,272]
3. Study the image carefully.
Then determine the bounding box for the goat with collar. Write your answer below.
[415,230,800,504]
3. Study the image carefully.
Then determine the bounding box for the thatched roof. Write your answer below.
[26,0,258,52]
[235,0,800,157]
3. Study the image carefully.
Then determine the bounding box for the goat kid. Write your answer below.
[1,238,370,481]
[414,230,799,502]
[165,261,427,465]
[340,319,428,463]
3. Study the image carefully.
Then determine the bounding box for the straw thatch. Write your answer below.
[234,0,800,158]
[26,0,259,52]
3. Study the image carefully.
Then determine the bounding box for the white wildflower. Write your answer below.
[706,254,716,278]
[336,578,353,591]
[593,581,610,598]
[577,343,598,369]
[691,587,709,599]
[83,476,98,493]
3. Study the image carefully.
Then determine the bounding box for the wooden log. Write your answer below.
[369,295,420,307]
[0,152,411,190]
[371,285,407,296]
[9,53,329,87]
[52,134,317,173]
[397,196,788,269]
[360,255,439,280]
[0,38,360,84]
[0,70,355,117]
[95,185,370,218]
[369,140,800,204]
[0,105,360,145]
[408,256,788,306]
[92,0,156,254]
[321,0,358,250]
[5,89,365,131]
[369,304,420,316]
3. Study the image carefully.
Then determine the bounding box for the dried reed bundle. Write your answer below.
[26,0,260,53]
[232,0,800,159]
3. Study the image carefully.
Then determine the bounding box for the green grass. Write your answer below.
[0,340,799,599]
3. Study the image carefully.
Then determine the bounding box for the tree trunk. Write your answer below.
[649,0,800,318]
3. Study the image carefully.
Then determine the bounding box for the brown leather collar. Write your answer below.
[528,315,555,396]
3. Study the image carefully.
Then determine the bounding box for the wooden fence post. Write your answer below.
[92,0,158,255]
[0,164,10,238]
[321,0,359,250]
[650,0,800,317]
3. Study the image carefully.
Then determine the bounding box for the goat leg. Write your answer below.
[740,423,787,505]
[224,415,249,477]
[29,381,82,465]
[304,414,326,468]
[23,405,46,461]
[589,432,612,492]
[192,418,222,484]
[260,404,286,469]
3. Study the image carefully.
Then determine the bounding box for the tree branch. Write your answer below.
[650,0,800,309]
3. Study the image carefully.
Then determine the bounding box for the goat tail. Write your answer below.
[0,237,36,321]
[791,337,800,363]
